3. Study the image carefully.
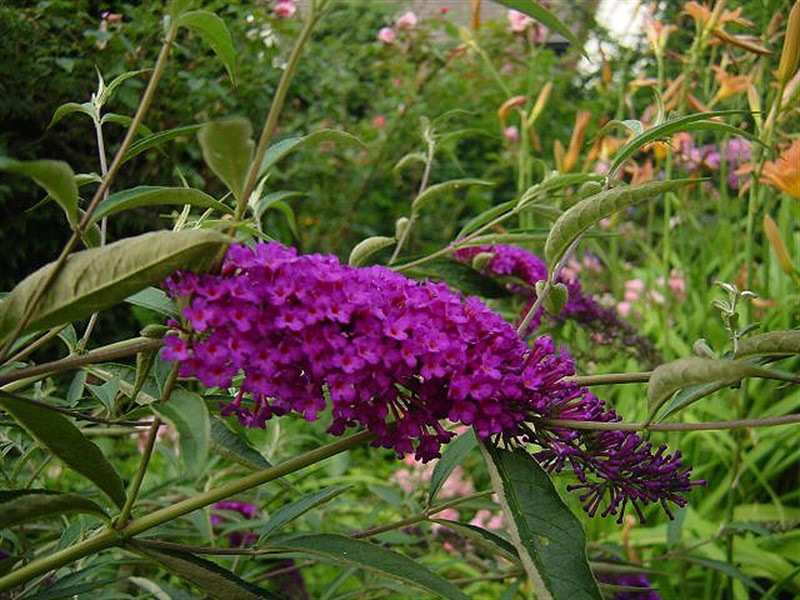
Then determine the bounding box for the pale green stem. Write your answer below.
[389,136,435,265]
[0,338,163,386]
[238,3,320,219]
[114,365,177,529]
[5,325,68,365]
[567,371,652,386]
[0,430,375,592]
[0,23,179,361]
[542,413,800,432]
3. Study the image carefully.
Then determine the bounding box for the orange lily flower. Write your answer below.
[761,140,800,199]
[711,66,752,102]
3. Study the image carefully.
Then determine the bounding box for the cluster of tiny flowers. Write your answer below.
[164,242,696,520]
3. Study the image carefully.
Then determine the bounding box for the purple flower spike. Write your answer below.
[165,242,698,521]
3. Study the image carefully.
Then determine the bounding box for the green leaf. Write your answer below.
[544,179,694,270]
[253,191,306,221]
[154,389,209,479]
[0,158,79,226]
[0,229,229,344]
[412,179,494,214]
[100,113,154,137]
[394,152,427,172]
[607,111,758,180]
[131,543,279,600]
[494,0,584,56]
[176,10,238,85]
[48,102,95,129]
[464,231,549,246]
[125,287,178,318]
[405,259,510,298]
[198,118,254,202]
[210,417,270,471]
[275,534,471,600]
[258,129,365,176]
[98,69,150,107]
[657,379,732,422]
[91,186,233,224]
[683,556,765,594]
[428,429,476,506]
[87,376,120,414]
[456,199,517,239]
[735,330,800,359]
[480,443,602,600]
[348,236,396,266]
[647,357,800,421]
[0,392,126,507]
[124,124,205,163]
[429,519,519,561]
[0,489,107,528]
[260,485,350,539]
[594,119,644,139]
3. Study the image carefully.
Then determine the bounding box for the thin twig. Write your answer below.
[541,413,800,432]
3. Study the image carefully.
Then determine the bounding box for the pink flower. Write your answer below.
[624,279,645,301]
[396,11,418,30]
[377,26,397,44]
[440,6,450,14]
[508,9,533,32]
[504,125,520,143]
[274,0,296,19]
[617,301,632,317]
[372,114,387,129]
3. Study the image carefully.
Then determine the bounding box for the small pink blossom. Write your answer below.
[274,0,296,19]
[504,125,520,143]
[617,301,632,317]
[377,26,397,44]
[440,6,450,14]
[372,114,387,129]
[396,11,418,30]
[624,279,645,301]
[508,9,534,33]
[582,254,603,273]
[500,61,514,75]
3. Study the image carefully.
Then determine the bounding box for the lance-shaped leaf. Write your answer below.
[428,429,476,506]
[91,186,233,224]
[210,418,270,471]
[647,357,800,421]
[0,229,229,344]
[0,489,107,528]
[494,0,584,56]
[48,101,96,128]
[0,392,126,507]
[429,519,519,561]
[405,259,510,298]
[480,442,602,600]
[607,111,760,180]
[97,69,150,107]
[131,543,279,600]
[348,236,396,266]
[125,124,205,162]
[253,191,305,221]
[154,389,209,479]
[176,11,238,84]
[0,158,79,226]
[544,179,694,270]
[198,118,254,202]
[125,287,179,318]
[735,331,800,359]
[258,129,365,177]
[259,485,350,539]
[456,199,517,239]
[275,534,470,600]
[412,179,494,214]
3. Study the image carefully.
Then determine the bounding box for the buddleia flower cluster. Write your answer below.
[163,242,698,520]
[453,244,659,364]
